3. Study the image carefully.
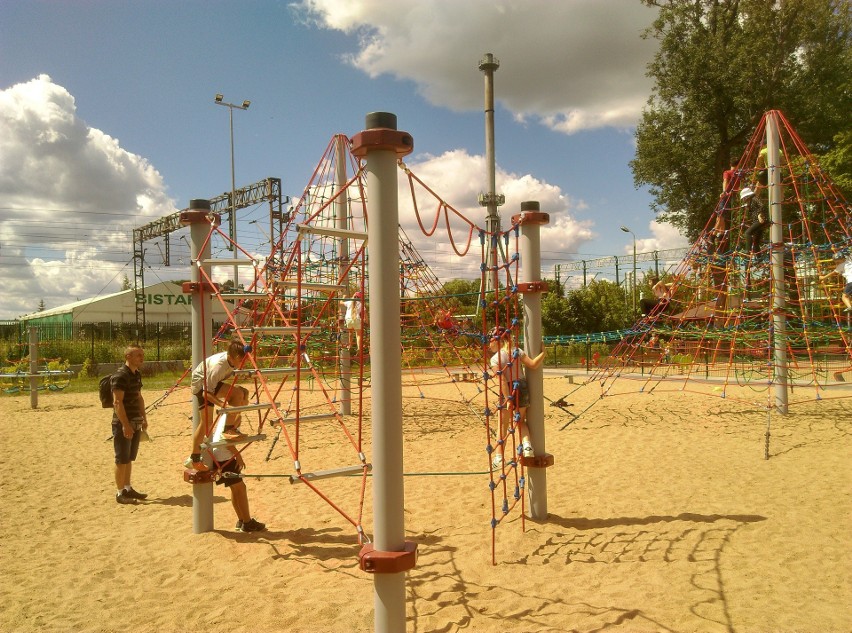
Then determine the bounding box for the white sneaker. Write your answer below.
[491,453,503,470]
[522,442,534,458]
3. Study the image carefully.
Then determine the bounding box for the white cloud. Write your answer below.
[291,0,657,133]
[634,220,691,254]
[398,149,593,279]
[618,221,688,253]
[0,75,178,318]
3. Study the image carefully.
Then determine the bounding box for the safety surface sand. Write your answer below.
[1,375,850,632]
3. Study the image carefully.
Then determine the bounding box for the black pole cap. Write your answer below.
[365,112,397,130]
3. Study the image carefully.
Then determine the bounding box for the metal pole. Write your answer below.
[29,327,38,409]
[182,199,217,532]
[352,112,414,633]
[632,238,637,313]
[767,112,788,413]
[479,53,504,294]
[229,107,238,287]
[214,94,250,288]
[335,135,352,415]
[515,202,549,519]
[620,226,637,314]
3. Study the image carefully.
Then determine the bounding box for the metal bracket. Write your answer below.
[358,542,418,574]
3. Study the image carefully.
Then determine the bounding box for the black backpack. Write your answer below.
[99,375,114,408]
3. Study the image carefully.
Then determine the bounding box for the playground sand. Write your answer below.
[1,376,850,633]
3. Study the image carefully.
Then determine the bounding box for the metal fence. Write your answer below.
[0,321,220,365]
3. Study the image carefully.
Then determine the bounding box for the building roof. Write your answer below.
[19,288,129,321]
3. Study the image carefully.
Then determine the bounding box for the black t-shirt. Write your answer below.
[111,364,143,421]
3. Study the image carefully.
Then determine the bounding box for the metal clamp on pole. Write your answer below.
[520,453,555,469]
[358,542,418,574]
[516,281,549,294]
[350,114,414,158]
[181,281,220,294]
[183,469,216,484]
[512,210,550,226]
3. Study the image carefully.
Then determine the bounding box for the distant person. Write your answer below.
[111,345,148,505]
[208,414,266,533]
[743,208,770,254]
[710,205,732,251]
[434,308,459,336]
[487,326,545,469]
[640,276,673,316]
[721,161,740,196]
[820,252,852,313]
[187,339,249,471]
[341,292,364,351]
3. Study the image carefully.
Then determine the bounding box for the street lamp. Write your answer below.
[620,225,637,314]
[214,93,250,287]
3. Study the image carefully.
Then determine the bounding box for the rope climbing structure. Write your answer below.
[583,110,851,421]
[174,127,547,563]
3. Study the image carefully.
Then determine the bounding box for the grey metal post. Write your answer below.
[479,53,504,294]
[214,94,250,288]
[620,225,637,314]
[515,202,549,519]
[29,327,38,409]
[632,240,637,313]
[182,199,217,532]
[767,112,788,413]
[351,112,415,633]
[335,135,352,415]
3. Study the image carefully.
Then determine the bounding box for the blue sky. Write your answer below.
[0,0,689,319]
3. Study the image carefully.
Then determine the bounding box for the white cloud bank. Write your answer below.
[291,0,657,133]
[0,75,177,319]
[398,149,592,279]
[0,74,598,319]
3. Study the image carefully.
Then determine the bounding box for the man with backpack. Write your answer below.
[109,344,148,504]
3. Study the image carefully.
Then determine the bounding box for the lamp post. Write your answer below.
[620,225,636,314]
[214,93,250,287]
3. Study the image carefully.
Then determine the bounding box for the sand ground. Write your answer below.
[1,373,850,633]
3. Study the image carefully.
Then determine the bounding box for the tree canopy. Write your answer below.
[542,280,633,335]
[632,0,852,240]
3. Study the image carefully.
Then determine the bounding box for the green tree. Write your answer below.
[441,279,481,312]
[820,129,852,194]
[121,275,132,291]
[542,290,572,335]
[632,0,852,240]
[542,280,633,335]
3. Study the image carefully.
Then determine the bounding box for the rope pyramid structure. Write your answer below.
[585,111,851,417]
[183,133,546,554]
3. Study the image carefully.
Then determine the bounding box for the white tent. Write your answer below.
[19,281,232,324]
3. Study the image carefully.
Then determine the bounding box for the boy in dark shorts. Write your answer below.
[209,414,265,532]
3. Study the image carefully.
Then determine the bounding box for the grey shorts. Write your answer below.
[512,378,530,409]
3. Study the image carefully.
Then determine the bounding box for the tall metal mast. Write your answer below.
[478,53,505,293]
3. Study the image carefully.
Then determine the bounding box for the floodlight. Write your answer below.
[215,93,223,102]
